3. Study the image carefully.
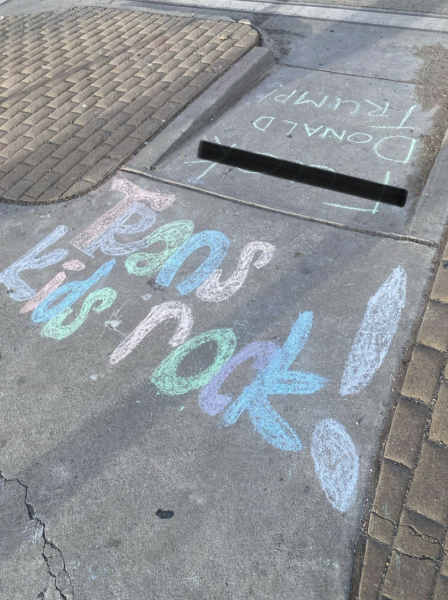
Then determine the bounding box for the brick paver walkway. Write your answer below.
[0,7,258,204]
[355,246,448,598]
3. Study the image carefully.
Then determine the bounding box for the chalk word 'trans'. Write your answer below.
[70,178,175,254]
[127,224,277,303]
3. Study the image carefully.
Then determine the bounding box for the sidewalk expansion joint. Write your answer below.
[121,166,438,248]
[0,471,74,599]
[275,61,419,85]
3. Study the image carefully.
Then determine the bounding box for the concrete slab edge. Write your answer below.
[120,167,437,248]
[409,128,448,245]
[126,46,274,171]
[146,0,448,32]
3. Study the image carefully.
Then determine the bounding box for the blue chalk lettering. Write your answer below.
[156,230,230,296]
[0,226,68,301]
[311,419,359,512]
[222,311,327,451]
[32,259,116,323]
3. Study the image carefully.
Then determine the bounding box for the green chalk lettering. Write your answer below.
[151,329,237,395]
[125,221,194,277]
[42,287,117,340]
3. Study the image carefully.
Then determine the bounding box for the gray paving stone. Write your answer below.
[372,460,410,526]
[384,398,428,468]
[358,537,390,600]
[401,345,444,404]
[418,300,448,352]
[434,574,448,600]
[382,550,436,600]
[429,379,448,445]
[406,441,448,524]
[394,508,444,560]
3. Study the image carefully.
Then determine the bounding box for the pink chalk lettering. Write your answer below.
[80,202,157,258]
[110,178,175,212]
[70,179,175,252]
[20,271,67,314]
[63,260,86,271]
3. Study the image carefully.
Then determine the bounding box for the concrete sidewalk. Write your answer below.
[270,0,448,16]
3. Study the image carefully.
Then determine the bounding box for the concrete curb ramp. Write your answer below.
[0,7,258,204]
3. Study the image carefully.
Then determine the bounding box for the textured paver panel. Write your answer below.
[0,8,258,204]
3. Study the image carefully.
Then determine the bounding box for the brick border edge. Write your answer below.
[350,228,448,600]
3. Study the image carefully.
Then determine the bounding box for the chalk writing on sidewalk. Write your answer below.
[251,115,417,164]
[183,84,421,218]
[340,266,407,396]
[185,136,393,215]
[311,419,359,513]
[256,87,418,130]
[0,178,407,512]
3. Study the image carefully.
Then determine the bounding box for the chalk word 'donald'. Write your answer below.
[252,115,417,166]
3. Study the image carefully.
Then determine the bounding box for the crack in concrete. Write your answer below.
[0,471,74,599]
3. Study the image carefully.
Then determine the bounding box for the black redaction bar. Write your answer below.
[197,141,407,208]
